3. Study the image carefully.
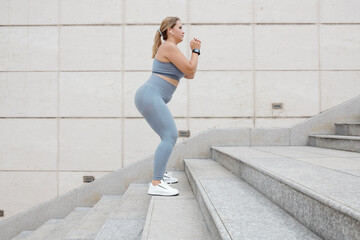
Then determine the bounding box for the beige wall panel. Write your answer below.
[255,0,317,23]
[255,71,319,117]
[123,118,187,167]
[255,118,309,128]
[0,27,8,71]
[189,25,253,70]
[61,0,122,24]
[125,0,186,24]
[0,172,57,219]
[0,72,58,117]
[0,119,57,170]
[189,71,253,117]
[123,72,149,117]
[321,71,360,111]
[27,27,59,70]
[60,26,122,71]
[60,72,122,117]
[190,118,253,136]
[59,119,122,171]
[255,25,318,70]
[320,0,360,23]
[7,27,27,70]
[320,25,360,70]
[190,0,252,23]
[124,25,187,71]
[124,72,188,117]
[8,0,58,25]
[0,0,9,25]
[59,171,108,195]
[7,27,58,71]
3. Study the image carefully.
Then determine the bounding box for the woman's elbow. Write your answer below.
[185,65,196,76]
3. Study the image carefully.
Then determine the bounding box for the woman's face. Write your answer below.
[169,20,185,42]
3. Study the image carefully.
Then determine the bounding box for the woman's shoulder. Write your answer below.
[156,42,178,62]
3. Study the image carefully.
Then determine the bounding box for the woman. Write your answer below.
[134,16,201,196]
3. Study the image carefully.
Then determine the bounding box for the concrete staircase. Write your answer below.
[9,144,360,239]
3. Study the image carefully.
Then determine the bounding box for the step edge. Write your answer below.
[140,196,154,240]
[309,135,360,140]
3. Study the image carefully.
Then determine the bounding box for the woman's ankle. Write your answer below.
[152,180,161,186]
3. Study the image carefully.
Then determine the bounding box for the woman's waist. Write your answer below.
[144,74,177,94]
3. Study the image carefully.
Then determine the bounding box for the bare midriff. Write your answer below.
[154,74,179,87]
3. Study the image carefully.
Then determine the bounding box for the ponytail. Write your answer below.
[152,30,162,58]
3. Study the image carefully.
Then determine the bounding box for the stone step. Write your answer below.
[10,207,91,240]
[16,219,62,240]
[335,123,360,136]
[141,171,211,240]
[96,184,151,240]
[64,195,122,240]
[184,158,321,240]
[309,134,360,152]
[10,231,33,240]
[211,146,360,240]
[44,207,91,240]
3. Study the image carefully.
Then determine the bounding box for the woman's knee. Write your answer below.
[163,130,178,145]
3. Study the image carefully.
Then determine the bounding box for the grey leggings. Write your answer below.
[134,74,178,180]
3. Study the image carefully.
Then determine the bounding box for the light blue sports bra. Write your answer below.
[152,58,185,81]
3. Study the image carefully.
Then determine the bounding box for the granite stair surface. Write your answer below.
[184,158,322,240]
[96,183,151,240]
[141,171,211,240]
[310,122,360,152]
[8,146,360,240]
[63,195,123,240]
[10,231,33,240]
[210,146,360,240]
[11,207,91,240]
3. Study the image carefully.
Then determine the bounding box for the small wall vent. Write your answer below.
[272,103,284,110]
[178,130,190,138]
[83,176,95,183]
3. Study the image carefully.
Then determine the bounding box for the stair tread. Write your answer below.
[11,231,33,240]
[96,184,151,240]
[141,171,211,240]
[309,134,360,140]
[64,195,122,240]
[44,207,91,240]
[25,219,63,240]
[212,146,360,219]
[185,159,321,239]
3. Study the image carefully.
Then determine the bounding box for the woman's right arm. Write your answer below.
[164,38,201,77]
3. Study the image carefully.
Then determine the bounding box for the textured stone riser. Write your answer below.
[309,136,360,152]
[335,123,360,136]
[212,149,360,240]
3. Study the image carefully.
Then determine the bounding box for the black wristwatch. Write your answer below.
[192,48,200,55]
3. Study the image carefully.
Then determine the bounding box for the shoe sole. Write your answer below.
[147,192,179,196]
[164,181,178,184]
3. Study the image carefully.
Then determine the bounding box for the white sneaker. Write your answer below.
[148,180,179,196]
[163,171,178,184]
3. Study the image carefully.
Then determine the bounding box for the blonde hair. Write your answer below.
[152,16,180,58]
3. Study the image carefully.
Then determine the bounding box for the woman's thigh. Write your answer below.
[143,96,177,138]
